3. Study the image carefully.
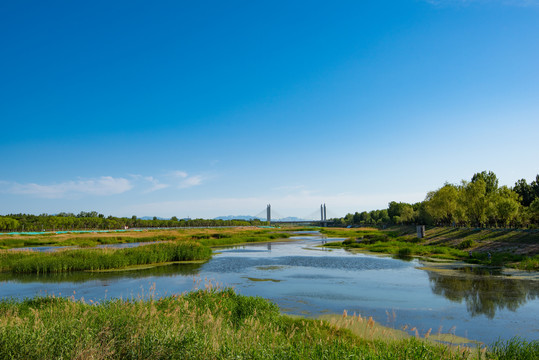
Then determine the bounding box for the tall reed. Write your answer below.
[0,242,211,274]
[0,288,495,360]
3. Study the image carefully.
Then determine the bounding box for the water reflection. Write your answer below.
[427,269,539,318]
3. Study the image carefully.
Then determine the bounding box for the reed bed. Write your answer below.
[0,229,293,273]
[0,227,287,250]
[0,288,509,360]
[0,234,179,250]
[0,242,211,273]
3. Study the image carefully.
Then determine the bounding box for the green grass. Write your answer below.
[517,255,539,271]
[0,234,178,250]
[0,228,292,250]
[2,288,527,360]
[424,227,539,245]
[0,242,212,273]
[322,227,539,270]
[0,229,293,273]
[488,337,539,360]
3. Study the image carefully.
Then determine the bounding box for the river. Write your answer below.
[1,232,538,344]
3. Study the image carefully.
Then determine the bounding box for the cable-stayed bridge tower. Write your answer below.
[255,204,333,226]
[266,204,271,225]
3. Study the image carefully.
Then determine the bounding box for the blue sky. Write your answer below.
[1,0,538,219]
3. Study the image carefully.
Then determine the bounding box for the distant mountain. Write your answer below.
[213,215,262,221]
[139,216,169,220]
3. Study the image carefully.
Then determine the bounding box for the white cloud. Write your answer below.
[179,175,204,189]
[170,170,188,178]
[164,171,207,189]
[130,170,206,191]
[1,177,133,199]
[141,176,170,193]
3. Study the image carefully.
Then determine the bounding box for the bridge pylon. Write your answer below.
[320,203,327,227]
[266,204,271,225]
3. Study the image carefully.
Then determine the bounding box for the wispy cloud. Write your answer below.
[179,175,204,189]
[143,176,170,193]
[166,170,206,189]
[129,170,208,192]
[0,176,133,199]
[169,170,188,178]
[129,174,170,193]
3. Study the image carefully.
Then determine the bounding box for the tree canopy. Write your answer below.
[334,171,539,228]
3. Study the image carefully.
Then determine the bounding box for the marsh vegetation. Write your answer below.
[0,228,291,273]
[1,288,537,359]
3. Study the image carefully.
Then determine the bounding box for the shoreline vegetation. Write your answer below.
[321,227,539,271]
[0,228,291,274]
[1,288,537,360]
[1,225,538,273]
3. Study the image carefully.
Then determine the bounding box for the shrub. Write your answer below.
[398,247,412,256]
[458,239,475,250]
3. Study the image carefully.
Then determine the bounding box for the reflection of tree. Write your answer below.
[427,269,539,319]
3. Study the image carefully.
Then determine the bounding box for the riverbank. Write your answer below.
[0,228,291,273]
[0,242,212,273]
[1,288,536,360]
[321,227,539,271]
[0,227,290,250]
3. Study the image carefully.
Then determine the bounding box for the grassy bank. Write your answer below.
[321,227,539,271]
[0,228,291,250]
[3,288,536,359]
[0,228,293,273]
[0,233,178,250]
[0,242,211,273]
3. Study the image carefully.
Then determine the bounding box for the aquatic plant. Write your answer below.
[0,242,211,273]
[488,337,539,360]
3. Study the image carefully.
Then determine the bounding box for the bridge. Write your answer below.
[253,204,334,226]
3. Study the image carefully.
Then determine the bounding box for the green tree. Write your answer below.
[400,205,416,224]
[471,170,499,194]
[388,202,415,224]
[513,178,535,207]
[530,198,539,225]
[460,180,488,226]
[425,184,458,225]
[489,186,521,227]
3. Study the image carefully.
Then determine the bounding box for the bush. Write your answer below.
[457,239,475,249]
[398,247,412,256]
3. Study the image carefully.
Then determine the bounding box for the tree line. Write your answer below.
[0,212,263,232]
[333,171,539,228]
